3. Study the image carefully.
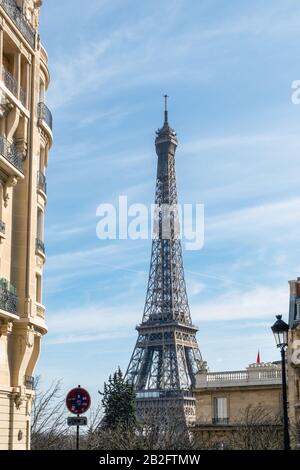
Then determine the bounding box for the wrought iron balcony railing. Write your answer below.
[212,418,229,425]
[0,0,35,48]
[0,278,17,315]
[38,102,53,131]
[36,238,45,255]
[2,67,17,96]
[24,375,35,390]
[0,135,23,172]
[2,66,27,106]
[0,220,5,235]
[37,171,47,194]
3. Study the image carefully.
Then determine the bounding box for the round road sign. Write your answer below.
[66,387,91,415]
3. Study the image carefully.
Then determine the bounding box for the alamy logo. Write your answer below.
[291,80,300,104]
[96,196,205,251]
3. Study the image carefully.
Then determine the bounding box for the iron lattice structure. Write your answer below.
[126,100,204,424]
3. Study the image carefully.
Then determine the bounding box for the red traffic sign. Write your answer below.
[66,387,91,415]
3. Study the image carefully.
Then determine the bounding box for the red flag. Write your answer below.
[257,350,261,365]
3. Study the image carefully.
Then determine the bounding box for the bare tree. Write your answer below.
[289,418,300,450]
[81,404,103,450]
[193,406,282,450]
[31,377,71,450]
[86,413,195,450]
[229,405,282,450]
[31,377,105,450]
[31,380,284,450]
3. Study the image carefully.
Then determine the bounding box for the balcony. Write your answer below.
[37,171,47,195]
[0,278,17,315]
[24,375,35,390]
[212,418,229,425]
[0,0,35,48]
[2,66,27,106]
[0,135,23,173]
[38,102,53,131]
[36,302,45,319]
[207,371,249,384]
[2,67,17,96]
[196,363,282,389]
[36,237,45,255]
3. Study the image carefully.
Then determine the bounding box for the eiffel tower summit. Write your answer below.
[126,96,205,424]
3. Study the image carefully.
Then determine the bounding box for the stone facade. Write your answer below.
[0,0,52,450]
[288,278,300,449]
[194,362,282,448]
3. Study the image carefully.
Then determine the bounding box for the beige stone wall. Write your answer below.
[195,386,281,424]
[0,0,51,450]
[0,389,33,450]
[287,278,300,448]
[194,383,282,449]
[288,326,300,448]
[0,391,10,448]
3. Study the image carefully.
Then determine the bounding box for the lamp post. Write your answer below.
[271,315,290,450]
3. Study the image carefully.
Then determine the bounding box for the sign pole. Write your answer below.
[76,416,80,450]
[66,385,91,451]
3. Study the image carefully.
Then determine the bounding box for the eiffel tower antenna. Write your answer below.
[126,101,205,424]
[164,94,169,124]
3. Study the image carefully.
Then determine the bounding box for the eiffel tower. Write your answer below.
[126,97,204,424]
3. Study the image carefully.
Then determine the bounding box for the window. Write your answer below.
[37,208,43,241]
[39,146,46,172]
[36,274,42,304]
[3,52,13,75]
[39,80,45,103]
[20,56,29,107]
[213,397,228,424]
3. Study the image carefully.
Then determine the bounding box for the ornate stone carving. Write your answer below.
[291,336,300,368]
[23,0,42,29]
[39,127,49,148]
[0,319,13,336]
[14,393,24,410]
[15,116,29,158]
[3,176,18,208]
[26,325,35,348]
[36,255,44,268]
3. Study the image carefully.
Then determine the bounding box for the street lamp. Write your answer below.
[271,315,290,450]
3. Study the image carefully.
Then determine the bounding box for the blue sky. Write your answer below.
[37,0,300,401]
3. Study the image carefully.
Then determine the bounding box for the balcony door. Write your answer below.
[213,397,228,424]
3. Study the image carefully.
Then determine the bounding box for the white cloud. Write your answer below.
[45,304,140,345]
[46,243,120,272]
[46,0,300,115]
[49,38,114,110]
[44,281,290,346]
[182,133,285,153]
[206,197,300,242]
[187,279,206,297]
[192,284,289,323]
[46,331,134,346]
